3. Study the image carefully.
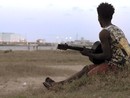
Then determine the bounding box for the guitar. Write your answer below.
[57,41,105,64]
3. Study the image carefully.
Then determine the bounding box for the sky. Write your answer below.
[0,0,130,42]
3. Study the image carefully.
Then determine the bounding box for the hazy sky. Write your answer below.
[0,0,130,42]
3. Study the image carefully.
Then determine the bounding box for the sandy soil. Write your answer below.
[0,65,84,96]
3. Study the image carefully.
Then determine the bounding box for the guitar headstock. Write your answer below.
[57,43,68,50]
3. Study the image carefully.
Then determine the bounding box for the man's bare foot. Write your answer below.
[45,77,55,84]
[43,82,52,90]
[43,77,55,90]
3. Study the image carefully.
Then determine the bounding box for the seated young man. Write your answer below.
[43,2,130,89]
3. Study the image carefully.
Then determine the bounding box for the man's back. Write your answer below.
[104,24,130,68]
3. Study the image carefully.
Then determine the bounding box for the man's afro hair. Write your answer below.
[97,2,115,20]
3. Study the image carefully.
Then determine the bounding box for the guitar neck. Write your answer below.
[67,45,91,51]
[57,41,104,64]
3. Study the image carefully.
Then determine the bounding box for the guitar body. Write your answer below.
[57,41,105,64]
[89,41,105,64]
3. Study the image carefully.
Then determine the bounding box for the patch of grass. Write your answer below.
[6,69,130,98]
[0,50,90,65]
[0,50,88,78]
[1,50,130,98]
[0,63,76,78]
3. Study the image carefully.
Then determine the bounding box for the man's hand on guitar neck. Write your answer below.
[80,47,92,56]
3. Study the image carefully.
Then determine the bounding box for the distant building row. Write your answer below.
[62,37,93,47]
[0,32,26,44]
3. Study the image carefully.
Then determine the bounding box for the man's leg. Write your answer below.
[61,64,97,84]
[44,64,97,87]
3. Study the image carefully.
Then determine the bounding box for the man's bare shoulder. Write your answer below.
[99,29,110,39]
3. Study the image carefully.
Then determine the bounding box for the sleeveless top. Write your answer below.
[104,25,130,68]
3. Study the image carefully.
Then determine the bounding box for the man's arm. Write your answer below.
[81,29,112,60]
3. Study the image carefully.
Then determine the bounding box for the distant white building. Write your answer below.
[0,32,26,43]
[36,39,45,44]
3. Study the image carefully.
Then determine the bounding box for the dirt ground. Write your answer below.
[0,65,83,96]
